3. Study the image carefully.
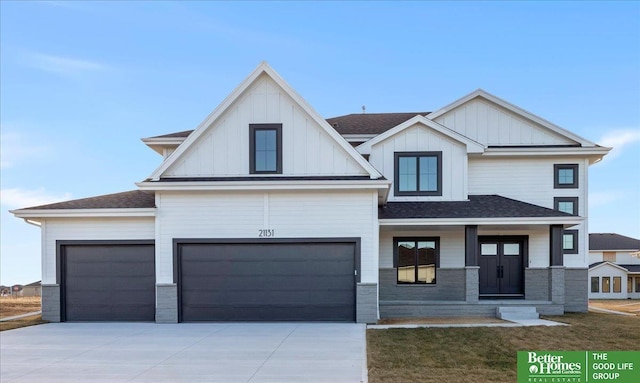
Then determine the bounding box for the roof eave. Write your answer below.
[11,208,157,219]
[136,179,391,192]
[379,216,584,226]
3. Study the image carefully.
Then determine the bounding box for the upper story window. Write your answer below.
[250,124,282,174]
[394,152,442,196]
[554,197,578,215]
[554,164,578,188]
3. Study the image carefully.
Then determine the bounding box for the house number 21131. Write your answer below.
[258,229,275,238]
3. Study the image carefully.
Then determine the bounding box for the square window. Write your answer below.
[602,277,611,293]
[395,152,442,196]
[554,164,579,188]
[554,197,578,215]
[562,230,578,254]
[591,276,599,293]
[250,124,282,174]
[394,238,439,284]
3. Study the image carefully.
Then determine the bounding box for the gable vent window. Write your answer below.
[554,164,579,188]
[394,152,442,196]
[250,124,282,174]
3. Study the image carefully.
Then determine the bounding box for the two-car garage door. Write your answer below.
[177,241,356,322]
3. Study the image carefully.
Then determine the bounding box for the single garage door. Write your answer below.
[62,243,155,321]
[178,241,356,322]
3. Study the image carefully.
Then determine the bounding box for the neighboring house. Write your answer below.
[0,286,10,296]
[22,281,42,297]
[589,233,640,299]
[11,62,610,323]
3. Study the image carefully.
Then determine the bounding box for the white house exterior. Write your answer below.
[11,62,610,323]
[589,233,640,299]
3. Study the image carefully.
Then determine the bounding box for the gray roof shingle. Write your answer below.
[21,190,155,210]
[379,195,574,219]
[589,233,640,251]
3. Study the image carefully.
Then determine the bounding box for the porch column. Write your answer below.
[465,225,479,303]
[549,225,565,305]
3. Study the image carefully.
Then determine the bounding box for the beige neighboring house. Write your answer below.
[589,233,640,299]
[21,281,42,297]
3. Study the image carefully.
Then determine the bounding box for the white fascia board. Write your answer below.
[141,137,187,146]
[148,62,382,180]
[428,89,600,147]
[589,262,629,272]
[379,216,584,226]
[482,147,611,158]
[11,208,156,219]
[136,179,391,192]
[356,115,485,155]
[342,134,378,142]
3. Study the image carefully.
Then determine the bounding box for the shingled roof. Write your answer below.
[379,195,574,219]
[21,190,155,210]
[326,112,430,135]
[589,233,640,251]
[148,112,431,139]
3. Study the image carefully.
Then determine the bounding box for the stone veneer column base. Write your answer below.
[41,284,61,322]
[465,266,479,304]
[156,283,178,323]
[549,266,565,306]
[356,283,378,324]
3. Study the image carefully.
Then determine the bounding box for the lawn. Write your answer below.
[367,313,640,383]
[0,296,46,332]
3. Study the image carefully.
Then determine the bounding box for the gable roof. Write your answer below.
[326,112,430,135]
[589,261,632,272]
[356,115,485,154]
[379,195,573,219]
[427,89,599,147]
[148,62,382,180]
[14,190,155,210]
[590,233,640,251]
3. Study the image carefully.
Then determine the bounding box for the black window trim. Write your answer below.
[393,237,440,285]
[554,164,579,189]
[394,151,443,196]
[249,123,283,174]
[554,197,579,216]
[562,229,578,254]
[591,276,600,293]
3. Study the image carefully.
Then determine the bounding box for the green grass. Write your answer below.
[367,313,639,383]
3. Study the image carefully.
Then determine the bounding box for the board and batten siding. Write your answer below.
[368,123,468,201]
[41,217,155,284]
[163,74,366,177]
[155,190,379,284]
[433,98,576,146]
[468,156,589,268]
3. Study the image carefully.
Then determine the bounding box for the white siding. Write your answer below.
[589,264,628,299]
[156,190,378,284]
[41,218,155,284]
[163,74,366,177]
[433,98,576,146]
[379,229,465,269]
[369,123,468,201]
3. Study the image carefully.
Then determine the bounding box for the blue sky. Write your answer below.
[1,1,639,285]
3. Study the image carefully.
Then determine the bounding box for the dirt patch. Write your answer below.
[0,297,41,319]
[589,299,640,315]
[0,314,47,332]
[377,317,506,325]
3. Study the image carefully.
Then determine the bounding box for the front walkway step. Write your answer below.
[497,306,539,321]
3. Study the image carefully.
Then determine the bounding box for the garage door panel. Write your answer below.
[63,244,155,322]
[179,242,356,322]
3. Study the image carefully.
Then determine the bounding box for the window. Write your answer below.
[603,252,616,262]
[591,277,599,293]
[602,277,611,293]
[613,277,622,293]
[562,230,578,254]
[554,164,579,188]
[394,152,442,196]
[628,277,633,293]
[394,238,439,284]
[554,197,579,215]
[250,124,282,174]
[636,277,640,293]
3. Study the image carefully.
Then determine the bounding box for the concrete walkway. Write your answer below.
[368,317,567,329]
[588,306,637,316]
[0,322,367,383]
[0,311,42,322]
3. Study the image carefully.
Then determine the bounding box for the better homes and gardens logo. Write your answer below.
[517,351,640,383]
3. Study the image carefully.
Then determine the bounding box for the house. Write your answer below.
[21,281,42,297]
[589,233,640,299]
[10,62,610,323]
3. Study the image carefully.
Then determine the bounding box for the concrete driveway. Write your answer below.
[0,322,367,383]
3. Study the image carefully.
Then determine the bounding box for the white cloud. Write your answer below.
[0,130,50,169]
[26,52,109,76]
[0,188,72,209]
[599,128,640,160]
